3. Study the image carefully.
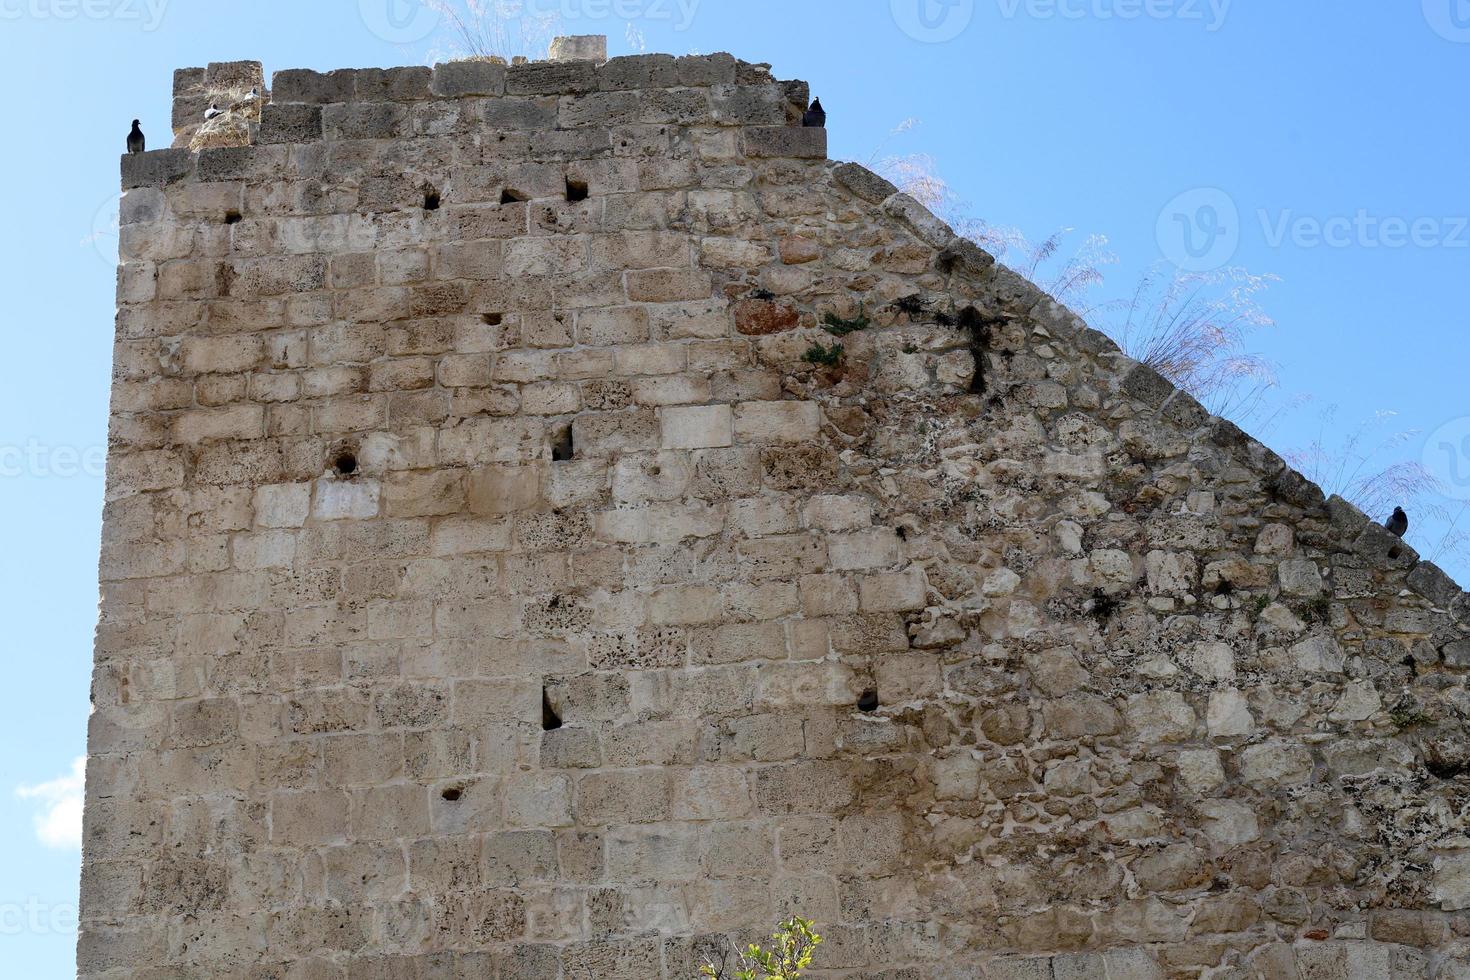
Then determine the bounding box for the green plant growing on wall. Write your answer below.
[802,343,844,367]
[1299,596,1332,625]
[821,305,871,337]
[699,918,822,980]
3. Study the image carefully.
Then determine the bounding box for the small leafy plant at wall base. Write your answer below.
[1388,698,1434,731]
[1088,588,1121,620]
[803,343,844,367]
[892,294,928,316]
[700,918,822,980]
[821,306,871,337]
[1300,597,1332,626]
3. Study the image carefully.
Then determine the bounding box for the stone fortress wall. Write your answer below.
[84,34,1470,979]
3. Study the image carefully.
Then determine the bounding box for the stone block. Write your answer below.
[742,126,828,159]
[830,162,899,204]
[549,35,608,63]
[313,479,381,520]
[881,192,955,248]
[258,104,323,144]
[626,269,712,303]
[733,400,821,444]
[1121,361,1175,408]
[1353,522,1420,569]
[431,60,508,97]
[507,60,599,95]
[121,148,194,189]
[353,66,433,101]
[1407,561,1461,608]
[1205,689,1255,738]
[677,53,738,87]
[205,60,263,91]
[173,66,206,97]
[322,102,410,140]
[858,567,928,612]
[271,67,356,103]
[659,404,733,449]
[598,53,680,90]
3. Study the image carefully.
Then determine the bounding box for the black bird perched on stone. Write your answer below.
[126,120,145,154]
[802,97,826,128]
[1385,507,1409,538]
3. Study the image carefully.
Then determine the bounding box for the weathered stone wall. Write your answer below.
[85,40,1470,979]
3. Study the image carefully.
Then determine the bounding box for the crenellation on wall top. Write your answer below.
[138,43,817,177]
[149,35,811,167]
[547,34,607,62]
[261,51,776,106]
[170,60,265,148]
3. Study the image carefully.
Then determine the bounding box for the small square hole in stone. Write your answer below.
[542,689,563,731]
[551,424,574,462]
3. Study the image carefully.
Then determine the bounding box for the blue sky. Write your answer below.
[1,1,1466,973]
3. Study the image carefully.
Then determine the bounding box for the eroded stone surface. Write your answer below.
[85,40,1470,980]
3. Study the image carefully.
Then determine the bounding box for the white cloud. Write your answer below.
[16,757,86,851]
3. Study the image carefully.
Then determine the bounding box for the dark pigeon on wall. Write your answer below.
[126,120,145,154]
[1385,507,1409,538]
[803,97,826,128]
